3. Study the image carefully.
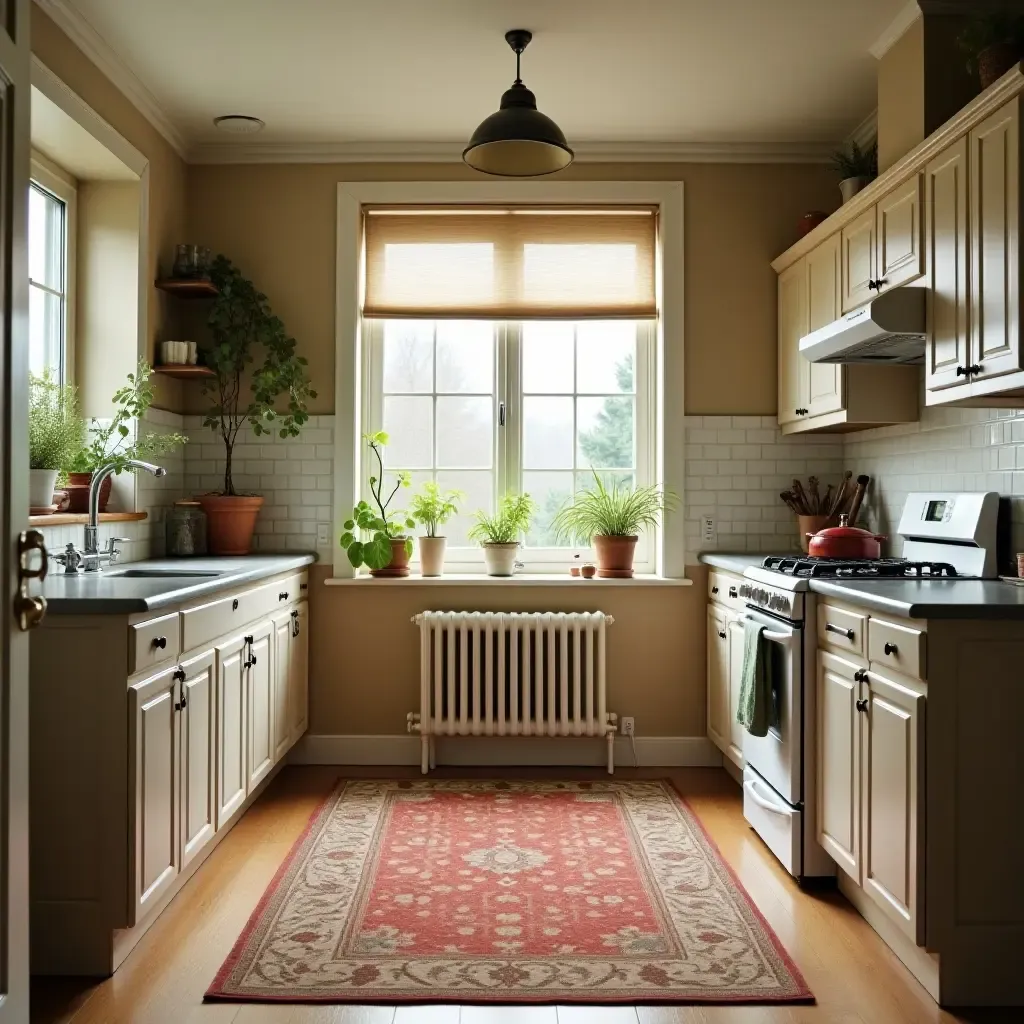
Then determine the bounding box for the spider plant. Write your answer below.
[468,492,536,545]
[551,472,677,542]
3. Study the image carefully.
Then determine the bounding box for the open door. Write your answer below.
[0,1,35,1020]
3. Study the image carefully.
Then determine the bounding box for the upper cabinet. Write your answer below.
[876,175,925,293]
[841,208,878,313]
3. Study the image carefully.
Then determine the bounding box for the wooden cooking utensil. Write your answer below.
[847,474,871,526]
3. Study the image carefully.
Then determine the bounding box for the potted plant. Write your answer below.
[409,481,463,577]
[198,255,315,554]
[28,370,83,510]
[468,492,535,577]
[551,472,676,578]
[959,12,1024,89]
[831,140,878,205]
[68,360,188,513]
[339,432,415,577]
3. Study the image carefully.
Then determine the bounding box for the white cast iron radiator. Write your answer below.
[408,611,617,774]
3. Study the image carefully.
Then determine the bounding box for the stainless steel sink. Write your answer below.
[105,569,224,579]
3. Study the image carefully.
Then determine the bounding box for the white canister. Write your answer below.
[160,340,179,365]
[186,341,198,365]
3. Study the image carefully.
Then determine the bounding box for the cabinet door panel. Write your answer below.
[862,670,925,944]
[706,607,729,753]
[806,236,844,417]
[180,648,216,869]
[247,623,275,791]
[926,138,971,391]
[289,602,309,743]
[817,651,860,880]
[216,636,247,829]
[272,612,292,762]
[726,616,746,768]
[877,175,924,291]
[970,100,1022,381]
[778,260,808,425]
[842,207,877,312]
[129,666,179,926]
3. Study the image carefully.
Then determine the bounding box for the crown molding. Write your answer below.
[188,138,836,166]
[869,1,922,59]
[34,0,187,158]
[847,109,878,151]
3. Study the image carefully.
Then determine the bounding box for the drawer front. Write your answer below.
[129,613,180,675]
[868,618,926,680]
[181,592,252,652]
[708,571,744,612]
[248,572,308,621]
[817,603,867,658]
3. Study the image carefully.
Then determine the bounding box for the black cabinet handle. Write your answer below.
[152,636,167,650]
[968,364,983,375]
[826,622,855,640]
[718,630,726,639]
[300,582,308,591]
[172,668,186,683]
[795,407,809,416]
[244,634,254,645]
[711,586,719,595]
[291,609,301,638]
[856,698,869,713]
[244,656,257,669]
[956,365,969,377]
[853,669,867,682]
[883,641,898,656]
[232,598,239,611]
[279,591,289,601]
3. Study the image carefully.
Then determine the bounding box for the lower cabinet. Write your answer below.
[247,622,275,792]
[706,602,744,769]
[274,602,310,760]
[216,633,249,829]
[726,616,747,767]
[180,648,217,870]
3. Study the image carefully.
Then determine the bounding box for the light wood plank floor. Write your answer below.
[30,766,1018,1024]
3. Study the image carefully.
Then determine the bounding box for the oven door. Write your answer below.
[739,607,802,806]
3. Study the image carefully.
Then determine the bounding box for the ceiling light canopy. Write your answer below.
[213,114,265,134]
[463,30,573,177]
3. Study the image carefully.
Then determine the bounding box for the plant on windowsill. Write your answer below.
[197,254,315,554]
[409,481,464,577]
[68,359,189,514]
[959,11,1024,89]
[28,370,84,511]
[831,140,878,205]
[339,432,415,577]
[468,492,536,577]
[551,471,677,578]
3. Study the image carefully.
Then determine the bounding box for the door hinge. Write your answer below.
[15,530,48,631]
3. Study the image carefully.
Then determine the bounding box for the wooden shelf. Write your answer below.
[28,511,148,527]
[153,365,215,380]
[155,278,217,298]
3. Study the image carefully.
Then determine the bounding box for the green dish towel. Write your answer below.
[737,619,771,737]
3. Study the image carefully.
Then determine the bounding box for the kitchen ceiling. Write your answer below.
[53,0,908,156]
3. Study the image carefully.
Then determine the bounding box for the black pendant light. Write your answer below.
[463,29,574,177]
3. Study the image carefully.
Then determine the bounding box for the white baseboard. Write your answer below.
[290,733,723,768]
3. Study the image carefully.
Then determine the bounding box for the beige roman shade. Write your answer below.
[362,206,657,320]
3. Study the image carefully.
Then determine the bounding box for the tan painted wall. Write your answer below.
[31,6,188,413]
[186,161,838,418]
[877,17,926,173]
[307,565,710,738]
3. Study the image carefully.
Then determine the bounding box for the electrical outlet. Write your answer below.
[621,716,635,736]
[702,516,716,544]
[316,523,331,547]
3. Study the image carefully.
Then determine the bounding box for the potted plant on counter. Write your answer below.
[68,360,188,513]
[831,140,878,205]
[959,11,1024,89]
[551,472,676,578]
[28,370,83,511]
[339,432,415,577]
[198,254,315,554]
[410,481,463,577]
[468,492,535,577]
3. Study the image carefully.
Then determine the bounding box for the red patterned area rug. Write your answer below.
[206,779,812,1005]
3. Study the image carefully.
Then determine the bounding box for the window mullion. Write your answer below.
[502,321,523,499]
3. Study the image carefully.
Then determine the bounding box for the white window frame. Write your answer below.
[29,152,76,385]
[362,319,656,573]
[334,181,685,580]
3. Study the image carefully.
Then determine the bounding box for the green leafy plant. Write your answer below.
[468,492,536,545]
[339,432,415,570]
[201,254,316,495]
[29,370,84,471]
[71,360,188,474]
[410,481,464,537]
[831,140,878,181]
[550,471,677,542]
[958,12,1024,76]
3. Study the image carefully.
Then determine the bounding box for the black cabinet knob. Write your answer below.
[718,631,726,639]
[853,669,867,682]
[279,591,289,601]
[883,642,898,656]
[956,365,968,377]
[232,598,239,611]
[172,668,185,683]
[968,364,983,375]
[152,636,167,650]
[856,698,869,713]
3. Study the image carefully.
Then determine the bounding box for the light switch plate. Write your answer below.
[702,517,716,544]
[316,523,331,546]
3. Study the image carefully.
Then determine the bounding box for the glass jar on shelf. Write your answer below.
[165,500,207,557]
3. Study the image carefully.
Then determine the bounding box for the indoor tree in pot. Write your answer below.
[551,471,676,578]
[409,481,463,577]
[28,370,83,510]
[198,255,315,554]
[339,433,415,577]
[959,11,1024,89]
[831,140,877,205]
[468,492,535,577]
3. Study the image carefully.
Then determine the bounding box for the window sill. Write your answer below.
[28,511,148,528]
[325,573,692,587]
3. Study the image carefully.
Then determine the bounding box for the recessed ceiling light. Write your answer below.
[213,115,265,134]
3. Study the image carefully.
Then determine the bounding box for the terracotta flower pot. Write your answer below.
[64,472,112,514]
[797,514,837,554]
[592,534,639,578]
[979,43,1021,89]
[370,537,412,578]
[197,494,264,555]
[417,536,447,577]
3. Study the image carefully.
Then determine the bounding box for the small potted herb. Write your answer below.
[468,492,535,577]
[28,370,83,510]
[831,141,878,205]
[551,472,676,578]
[409,481,463,577]
[959,12,1024,89]
[339,432,415,577]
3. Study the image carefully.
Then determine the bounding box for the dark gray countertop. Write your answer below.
[808,578,1024,620]
[42,553,317,614]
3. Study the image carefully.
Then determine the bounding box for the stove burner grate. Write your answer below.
[761,556,961,579]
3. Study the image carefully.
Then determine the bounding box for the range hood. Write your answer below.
[799,288,926,365]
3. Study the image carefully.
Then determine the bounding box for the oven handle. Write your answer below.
[743,615,794,647]
[744,777,792,816]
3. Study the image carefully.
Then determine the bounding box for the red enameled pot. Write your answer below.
[806,514,885,560]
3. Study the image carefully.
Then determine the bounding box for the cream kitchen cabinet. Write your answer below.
[706,571,744,771]
[29,562,312,977]
[706,605,730,755]
[841,207,878,312]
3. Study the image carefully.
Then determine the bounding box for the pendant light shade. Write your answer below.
[463,30,574,177]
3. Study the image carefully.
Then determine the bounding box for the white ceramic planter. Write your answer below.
[29,468,59,509]
[839,175,869,205]
[418,536,447,577]
[482,542,520,577]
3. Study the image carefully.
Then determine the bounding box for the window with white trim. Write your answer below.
[360,205,658,574]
